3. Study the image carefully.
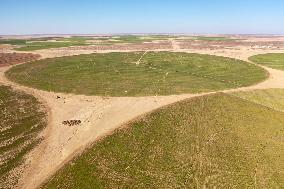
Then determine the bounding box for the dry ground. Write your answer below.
[0,36,284,189]
[0,53,40,67]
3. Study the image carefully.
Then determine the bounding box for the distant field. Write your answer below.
[0,37,63,45]
[0,35,172,51]
[0,86,47,188]
[6,52,267,96]
[42,93,284,188]
[194,36,236,41]
[119,35,177,42]
[0,35,236,51]
[249,53,284,71]
[112,35,154,43]
[0,39,29,45]
[0,37,91,51]
[233,89,284,112]
[15,41,90,51]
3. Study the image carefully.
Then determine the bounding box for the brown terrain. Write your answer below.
[0,35,284,189]
[179,39,284,50]
[0,53,40,67]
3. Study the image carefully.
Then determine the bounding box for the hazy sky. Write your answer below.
[1,0,284,35]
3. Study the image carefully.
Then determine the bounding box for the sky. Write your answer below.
[0,0,284,35]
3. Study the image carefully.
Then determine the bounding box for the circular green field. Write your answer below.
[43,93,284,188]
[6,52,267,96]
[249,53,284,71]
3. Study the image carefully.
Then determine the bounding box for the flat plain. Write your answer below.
[0,35,284,189]
[6,52,266,96]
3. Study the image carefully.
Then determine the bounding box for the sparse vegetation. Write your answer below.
[194,36,236,41]
[233,89,284,112]
[114,35,176,43]
[249,53,284,71]
[0,37,91,51]
[114,35,153,43]
[0,39,28,45]
[0,86,47,188]
[0,53,40,67]
[6,52,267,96]
[0,36,173,51]
[42,93,284,188]
[15,41,90,51]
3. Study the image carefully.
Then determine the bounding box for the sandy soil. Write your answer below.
[244,36,284,42]
[0,45,14,53]
[1,36,284,189]
[170,38,181,50]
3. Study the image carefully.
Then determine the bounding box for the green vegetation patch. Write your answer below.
[0,86,47,188]
[0,39,28,45]
[99,35,161,44]
[6,52,267,96]
[115,35,152,43]
[116,35,177,42]
[15,41,90,51]
[95,35,176,44]
[1,35,175,51]
[249,53,284,71]
[233,89,284,112]
[42,93,284,188]
[0,37,62,46]
[0,36,94,51]
[194,36,236,41]
[61,36,95,42]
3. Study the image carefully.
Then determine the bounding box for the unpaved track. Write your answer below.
[135,50,148,65]
[1,47,284,189]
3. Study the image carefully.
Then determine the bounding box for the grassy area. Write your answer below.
[116,35,177,42]
[249,53,284,71]
[233,89,284,112]
[0,37,62,46]
[6,52,267,96]
[0,39,28,45]
[114,35,153,43]
[0,86,47,188]
[0,36,95,51]
[15,41,90,51]
[61,36,95,41]
[0,36,158,51]
[0,35,176,51]
[104,35,165,44]
[42,93,284,188]
[92,35,176,44]
[194,36,236,41]
[142,35,178,39]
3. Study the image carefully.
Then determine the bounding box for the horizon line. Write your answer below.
[1,33,284,37]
